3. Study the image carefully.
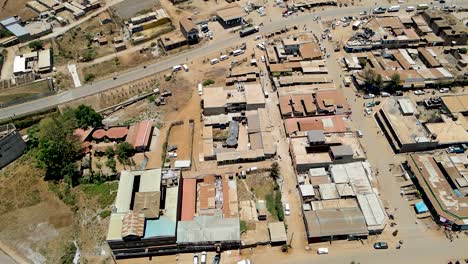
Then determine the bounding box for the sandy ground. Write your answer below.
[0,0,36,20]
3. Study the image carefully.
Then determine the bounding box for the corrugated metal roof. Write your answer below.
[181,178,197,221]
[144,216,177,238]
[304,207,368,238]
[114,173,135,213]
[356,193,387,230]
[177,215,240,243]
[268,222,287,242]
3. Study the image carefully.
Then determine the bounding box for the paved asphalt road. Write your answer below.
[0,5,418,121]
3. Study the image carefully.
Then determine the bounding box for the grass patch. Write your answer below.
[99,210,112,219]
[265,188,284,221]
[80,182,118,209]
[240,220,247,233]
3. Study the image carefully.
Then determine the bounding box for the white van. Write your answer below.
[317,248,329,255]
[257,43,265,50]
[220,55,229,61]
[200,252,207,264]
[172,65,182,72]
[388,5,400,12]
[357,130,363,138]
[182,64,189,72]
[416,4,429,10]
[198,83,203,96]
[210,58,219,65]
[406,6,415,12]
[261,55,266,63]
[232,49,244,56]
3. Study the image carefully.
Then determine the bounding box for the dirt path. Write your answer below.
[0,241,29,264]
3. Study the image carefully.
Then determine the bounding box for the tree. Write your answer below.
[81,48,96,62]
[363,69,376,87]
[28,40,43,51]
[116,142,134,164]
[358,57,367,68]
[375,74,383,91]
[106,157,117,173]
[270,161,280,180]
[35,115,81,183]
[105,146,114,158]
[73,104,103,128]
[388,73,401,92]
[84,73,95,82]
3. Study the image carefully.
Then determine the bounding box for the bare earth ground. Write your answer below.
[0,0,36,21]
[0,155,74,263]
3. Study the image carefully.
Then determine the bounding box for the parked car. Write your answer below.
[172,65,182,72]
[395,90,404,96]
[373,7,387,14]
[359,10,367,15]
[193,253,199,264]
[447,146,464,154]
[237,260,251,264]
[439,88,450,93]
[365,108,372,115]
[364,102,375,107]
[380,92,391,97]
[213,254,221,264]
[363,93,375,99]
[201,251,207,264]
[317,248,329,254]
[220,55,229,61]
[413,90,426,95]
[374,242,389,249]
[406,6,415,12]
[284,203,290,216]
[182,64,189,72]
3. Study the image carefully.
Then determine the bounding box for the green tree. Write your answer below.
[28,40,43,51]
[73,105,103,128]
[105,146,114,158]
[35,115,81,183]
[375,74,383,91]
[116,142,134,164]
[84,73,95,82]
[106,157,117,173]
[388,73,401,92]
[363,69,376,87]
[270,161,280,180]
[81,48,96,62]
[358,57,367,68]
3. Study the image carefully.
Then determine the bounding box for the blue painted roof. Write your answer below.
[6,24,29,37]
[0,17,18,26]
[143,216,176,238]
[415,201,428,214]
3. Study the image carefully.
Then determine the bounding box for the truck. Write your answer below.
[239,26,259,37]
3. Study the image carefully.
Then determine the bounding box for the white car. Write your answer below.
[284,203,290,216]
[182,64,189,72]
[193,253,199,264]
[200,251,207,264]
[172,65,182,72]
[365,108,372,115]
[317,248,329,254]
[261,55,266,63]
[439,88,450,93]
[413,90,425,95]
[380,92,391,97]
[363,93,376,99]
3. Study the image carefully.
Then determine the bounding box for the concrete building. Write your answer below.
[268,222,287,245]
[0,17,30,43]
[202,85,265,116]
[106,169,182,258]
[302,161,387,242]
[407,154,468,230]
[216,4,245,27]
[179,17,199,44]
[421,10,468,45]
[290,131,366,171]
[177,175,241,250]
[375,97,438,153]
[0,124,26,169]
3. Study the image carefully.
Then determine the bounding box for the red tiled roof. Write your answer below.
[106,127,129,139]
[126,121,153,148]
[181,179,197,221]
[284,115,347,134]
[92,129,106,139]
[74,128,94,142]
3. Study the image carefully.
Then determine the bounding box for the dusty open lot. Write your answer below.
[45,13,122,67]
[112,0,160,19]
[0,0,36,21]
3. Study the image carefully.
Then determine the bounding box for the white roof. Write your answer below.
[397,98,416,115]
[356,193,387,230]
[114,169,162,213]
[299,184,315,197]
[174,160,191,168]
[38,49,51,69]
[13,56,26,74]
[309,168,327,177]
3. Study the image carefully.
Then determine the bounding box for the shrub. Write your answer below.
[99,210,111,219]
[28,40,43,51]
[84,73,95,82]
[202,79,215,86]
